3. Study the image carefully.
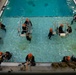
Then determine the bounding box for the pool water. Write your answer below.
[67,0,76,14]
[0,17,76,62]
[2,0,73,17]
[0,0,76,63]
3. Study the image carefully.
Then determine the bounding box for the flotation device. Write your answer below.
[60,33,66,37]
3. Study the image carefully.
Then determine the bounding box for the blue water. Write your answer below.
[2,0,73,17]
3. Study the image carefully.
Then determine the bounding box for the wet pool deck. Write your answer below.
[0,0,6,10]
[0,62,76,73]
[0,0,7,17]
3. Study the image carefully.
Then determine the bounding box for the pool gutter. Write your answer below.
[0,62,76,73]
[1,62,51,66]
[73,0,76,4]
[0,0,8,17]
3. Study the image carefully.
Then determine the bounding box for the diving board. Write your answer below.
[73,0,76,4]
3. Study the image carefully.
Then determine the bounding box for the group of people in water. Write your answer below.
[48,23,72,39]
[48,13,76,39]
[0,16,75,42]
[0,51,36,68]
[0,51,12,65]
[21,17,73,41]
[21,18,32,42]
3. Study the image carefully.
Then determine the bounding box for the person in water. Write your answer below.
[58,24,65,34]
[25,53,36,66]
[48,28,54,39]
[3,51,12,60]
[71,14,76,25]
[24,18,32,26]
[62,55,76,62]
[21,23,28,34]
[71,55,76,62]
[24,18,32,34]
[66,23,72,33]
[0,22,6,32]
[67,26,72,33]
[26,33,32,42]
[0,52,4,65]
[62,56,71,62]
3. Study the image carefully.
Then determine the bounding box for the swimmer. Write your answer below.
[0,22,6,32]
[48,28,54,39]
[25,53,36,66]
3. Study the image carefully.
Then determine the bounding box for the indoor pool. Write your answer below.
[0,0,76,63]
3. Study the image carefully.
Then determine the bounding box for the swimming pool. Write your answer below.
[2,0,73,17]
[0,0,76,63]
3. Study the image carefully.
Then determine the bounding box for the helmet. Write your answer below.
[0,52,3,56]
[60,24,63,27]
[28,53,33,58]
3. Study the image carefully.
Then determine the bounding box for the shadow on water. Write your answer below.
[28,1,35,7]
[0,29,6,48]
[44,3,48,7]
[70,43,76,53]
[0,37,3,44]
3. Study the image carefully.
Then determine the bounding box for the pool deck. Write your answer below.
[0,0,7,17]
[0,62,76,73]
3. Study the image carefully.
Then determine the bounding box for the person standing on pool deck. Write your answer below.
[71,14,76,25]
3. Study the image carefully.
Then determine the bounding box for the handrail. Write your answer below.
[73,0,76,4]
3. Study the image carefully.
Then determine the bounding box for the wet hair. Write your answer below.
[5,51,12,60]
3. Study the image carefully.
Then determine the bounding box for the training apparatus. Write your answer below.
[60,33,66,37]
[20,34,26,37]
